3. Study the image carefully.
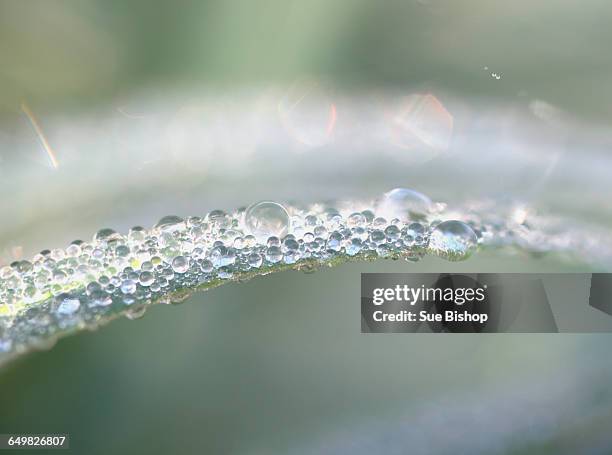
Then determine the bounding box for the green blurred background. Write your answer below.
[2,0,612,121]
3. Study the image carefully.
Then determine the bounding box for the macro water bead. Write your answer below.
[171,255,189,273]
[428,220,477,261]
[377,188,432,220]
[244,201,290,241]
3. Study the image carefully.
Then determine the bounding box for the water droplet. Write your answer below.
[378,188,432,220]
[115,245,130,258]
[193,258,211,273]
[282,237,299,253]
[120,279,137,294]
[171,255,189,273]
[428,220,477,261]
[384,225,401,240]
[128,226,146,242]
[89,290,112,307]
[218,267,233,279]
[346,238,363,256]
[138,271,155,286]
[247,253,263,268]
[265,246,283,263]
[208,210,230,228]
[347,212,366,227]
[244,201,290,241]
[370,230,386,245]
[326,231,343,252]
[86,282,102,296]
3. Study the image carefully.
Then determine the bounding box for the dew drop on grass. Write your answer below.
[120,279,137,294]
[265,246,283,263]
[428,220,477,261]
[244,201,290,241]
[377,188,432,220]
[171,255,189,273]
[138,271,155,286]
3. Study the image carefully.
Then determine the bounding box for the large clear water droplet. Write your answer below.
[377,188,432,220]
[171,255,189,273]
[428,220,477,261]
[244,201,290,241]
[120,279,137,294]
[138,271,154,286]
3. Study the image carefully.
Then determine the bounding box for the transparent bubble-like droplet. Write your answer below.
[120,279,137,294]
[387,93,453,152]
[139,271,154,286]
[89,290,112,307]
[265,246,283,263]
[248,253,263,268]
[428,220,477,261]
[155,215,185,232]
[128,226,146,242]
[244,201,290,241]
[171,255,189,273]
[377,188,432,220]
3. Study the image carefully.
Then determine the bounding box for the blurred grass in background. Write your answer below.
[1,0,612,122]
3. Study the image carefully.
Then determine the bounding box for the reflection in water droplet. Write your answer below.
[171,255,189,273]
[244,201,290,241]
[248,253,263,268]
[265,246,283,263]
[154,215,185,232]
[428,220,477,261]
[139,271,154,286]
[88,290,112,307]
[377,188,432,220]
[120,279,137,294]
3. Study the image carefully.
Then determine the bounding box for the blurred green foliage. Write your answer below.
[1,0,612,121]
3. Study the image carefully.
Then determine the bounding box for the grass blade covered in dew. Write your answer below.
[0,187,611,365]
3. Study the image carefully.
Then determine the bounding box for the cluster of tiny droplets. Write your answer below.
[0,189,489,356]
